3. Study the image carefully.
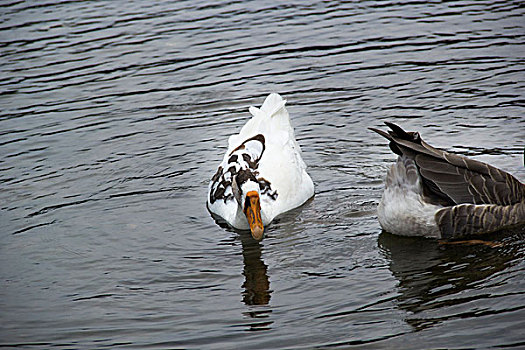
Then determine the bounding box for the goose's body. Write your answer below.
[207,93,314,239]
[371,122,525,239]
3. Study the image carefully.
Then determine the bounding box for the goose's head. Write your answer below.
[233,170,264,240]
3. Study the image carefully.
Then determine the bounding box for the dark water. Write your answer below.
[1,1,525,348]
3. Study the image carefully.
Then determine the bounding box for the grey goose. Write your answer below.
[370,122,525,239]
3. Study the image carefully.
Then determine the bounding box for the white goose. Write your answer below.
[371,122,525,239]
[207,93,314,240]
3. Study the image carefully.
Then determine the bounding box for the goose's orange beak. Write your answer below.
[244,191,264,240]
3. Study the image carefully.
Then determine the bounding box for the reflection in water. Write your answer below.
[209,213,272,306]
[378,231,524,331]
[240,233,272,306]
[3,0,525,346]
[238,233,273,331]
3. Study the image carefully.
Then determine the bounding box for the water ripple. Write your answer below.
[1,0,524,348]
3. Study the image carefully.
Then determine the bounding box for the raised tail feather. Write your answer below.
[249,93,287,119]
[370,122,525,206]
[232,93,291,149]
[371,122,525,237]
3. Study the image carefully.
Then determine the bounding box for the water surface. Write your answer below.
[1,1,524,348]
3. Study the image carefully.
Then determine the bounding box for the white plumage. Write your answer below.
[207,93,314,240]
[377,156,442,238]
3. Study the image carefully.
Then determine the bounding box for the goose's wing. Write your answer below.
[435,202,525,238]
[370,122,525,207]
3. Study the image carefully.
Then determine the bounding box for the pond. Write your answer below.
[1,1,524,348]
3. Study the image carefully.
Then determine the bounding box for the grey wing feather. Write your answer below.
[436,202,525,238]
[370,122,525,206]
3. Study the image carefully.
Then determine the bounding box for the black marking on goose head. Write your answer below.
[229,134,265,160]
[211,166,222,183]
[257,177,278,200]
[210,134,270,205]
[228,154,238,163]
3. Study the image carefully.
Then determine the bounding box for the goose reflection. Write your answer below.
[238,202,310,306]
[211,215,273,330]
[378,230,523,331]
[211,215,272,306]
[210,213,272,306]
[239,232,272,306]
[237,232,273,331]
